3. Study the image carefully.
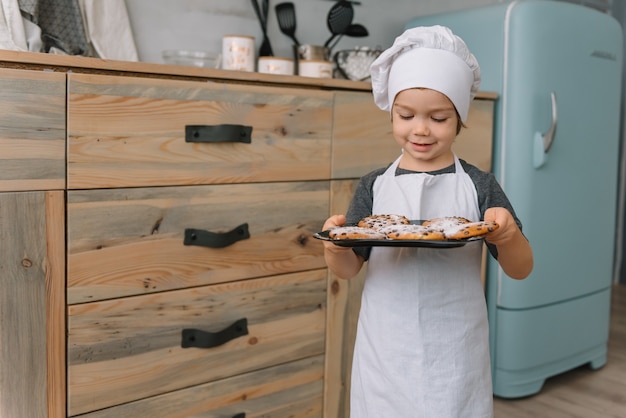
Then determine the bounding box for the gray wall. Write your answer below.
[125,0,503,64]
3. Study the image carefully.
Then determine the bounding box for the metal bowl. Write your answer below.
[334,47,382,81]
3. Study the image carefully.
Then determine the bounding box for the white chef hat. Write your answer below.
[370,25,481,122]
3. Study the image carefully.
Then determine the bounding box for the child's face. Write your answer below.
[391,88,459,172]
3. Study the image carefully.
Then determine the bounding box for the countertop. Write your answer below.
[0,49,498,99]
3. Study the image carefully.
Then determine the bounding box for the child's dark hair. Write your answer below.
[456,109,466,134]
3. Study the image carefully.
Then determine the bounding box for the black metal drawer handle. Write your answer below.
[185,124,252,144]
[181,318,248,349]
[232,414,246,418]
[184,223,250,248]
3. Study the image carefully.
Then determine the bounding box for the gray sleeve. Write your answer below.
[344,167,387,260]
[463,161,524,259]
[345,169,381,224]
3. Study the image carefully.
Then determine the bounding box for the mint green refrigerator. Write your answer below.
[406,0,623,398]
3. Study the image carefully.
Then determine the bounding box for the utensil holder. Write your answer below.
[294,44,330,75]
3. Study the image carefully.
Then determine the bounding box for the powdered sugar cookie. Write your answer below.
[443,221,499,240]
[381,224,445,241]
[358,214,410,230]
[328,226,387,240]
[421,216,472,231]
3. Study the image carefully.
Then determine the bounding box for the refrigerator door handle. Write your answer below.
[533,91,557,168]
[543,92,558,153]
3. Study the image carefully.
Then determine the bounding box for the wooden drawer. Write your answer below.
[67,73,333,189]
[71,355,324,417]
[67,181,328,304]
[0,69,65,192]
[332,92,495,178]
[331,91,397,179]
[67,269,327,416]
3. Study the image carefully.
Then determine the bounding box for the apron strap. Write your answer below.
[384,154,464,176]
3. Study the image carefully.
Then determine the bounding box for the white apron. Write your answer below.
[350,155,493,418]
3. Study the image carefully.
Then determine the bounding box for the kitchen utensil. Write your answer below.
[328,22,369,51]
[262,0,271,44]
[262,0,269,23]
[275,2,300,46]
[323,1,354,48]
[251,0,273,56]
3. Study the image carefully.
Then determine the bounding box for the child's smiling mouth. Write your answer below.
[410,142,434,151]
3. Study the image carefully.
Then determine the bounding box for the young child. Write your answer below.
[322,26,533,417]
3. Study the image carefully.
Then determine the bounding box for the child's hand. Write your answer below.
[483,207,533,279]
[323,214,347,231]
[321,214,364,279]
[322,214,352,253]
[483,207,519,246]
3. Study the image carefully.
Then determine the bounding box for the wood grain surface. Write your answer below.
[72,355,324,418]
[67,73,333,189]
[45,191,66,418]
[67,269,327,415]
[0,69,65,192]
[67,180,328,303]
[0,191,65,418]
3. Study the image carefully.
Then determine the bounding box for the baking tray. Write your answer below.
[313,229,483,248]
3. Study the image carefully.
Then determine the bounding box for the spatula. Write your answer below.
[275,2,300,46]
[251,0,273,56]
[323,1,354,48]
[328,22,369,51]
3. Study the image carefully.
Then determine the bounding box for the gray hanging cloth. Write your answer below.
[18,0,92,56]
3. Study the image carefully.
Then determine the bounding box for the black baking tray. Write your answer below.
[313,229,483,248]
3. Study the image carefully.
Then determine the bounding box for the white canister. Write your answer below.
[298,60,333,78]
[258,57,294,75]
[222,35,255,72]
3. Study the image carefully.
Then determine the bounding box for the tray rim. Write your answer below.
[313,229,484,248]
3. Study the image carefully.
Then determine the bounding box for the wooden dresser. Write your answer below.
[0,51,495,418]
